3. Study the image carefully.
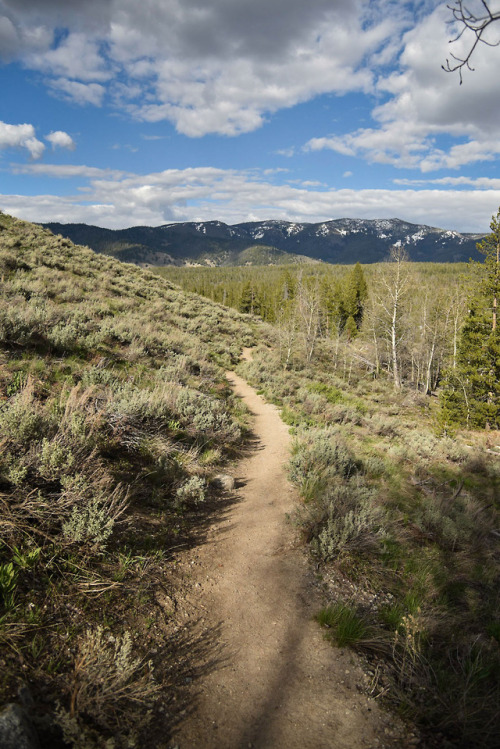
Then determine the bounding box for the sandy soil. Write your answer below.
[171,369,412,749]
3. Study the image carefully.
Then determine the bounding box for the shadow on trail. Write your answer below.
[236,610,325,749]
[144,620,230,747]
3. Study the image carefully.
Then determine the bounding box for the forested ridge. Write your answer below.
[159,258,472,399]
[0,210,499,748]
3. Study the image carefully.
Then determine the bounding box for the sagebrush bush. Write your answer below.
[289,428,357,489]
[175,476,206,507]
[415,492,491,551]
[61,481,128,549]
[313,480,386,560]
[0,378,48,443]
[39,437,75,479]
[56,625,160,748]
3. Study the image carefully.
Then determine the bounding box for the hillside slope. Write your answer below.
[43,217,485,266]
[0,211,256,747]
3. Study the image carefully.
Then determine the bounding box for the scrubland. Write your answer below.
[0,212,254,747]
[238,340,499,748]
[1,211,498,748]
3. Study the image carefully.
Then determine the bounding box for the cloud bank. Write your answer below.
[3,163,499,232]
[0,0,403,136]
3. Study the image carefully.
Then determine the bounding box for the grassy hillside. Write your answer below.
[0,212,256,747]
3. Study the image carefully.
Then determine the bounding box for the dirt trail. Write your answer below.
[172,368,407,749]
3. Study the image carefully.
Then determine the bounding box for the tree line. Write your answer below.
[159,210,500,430]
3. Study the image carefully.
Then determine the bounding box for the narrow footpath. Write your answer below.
[172,370,408,749]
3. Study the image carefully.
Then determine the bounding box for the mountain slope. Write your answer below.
[44,217,485,265]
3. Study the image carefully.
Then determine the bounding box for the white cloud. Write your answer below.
[26,32,111,82]
[305,3,500,171]
[343,171,353,177]
[305,121,499,171]
[49,78,105,106]
[2,0,500,175]
[0,0,400,135]
[45,130,75,150]
[3,162,500,232]
[0,121,45,158]
[11,163,127,179]
[394,176,500,189]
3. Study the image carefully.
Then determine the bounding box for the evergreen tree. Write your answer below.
[344,315,358,341]
[440,208,500,428]
[344,262,368,328]
[239,281,261,315]
[338,262,369,337]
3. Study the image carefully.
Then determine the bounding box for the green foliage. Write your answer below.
[440,207,500,428]
[0,562,18,610]
[315,603,368,646]
[175,476,206,507]
[339,262,368,335]
[62,492,125,549]
[288,428,358,489]
[314,481,385,560]
[0,378,47,442]
[239,280,262,315]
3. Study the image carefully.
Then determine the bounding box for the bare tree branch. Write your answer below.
[443,0,500,83]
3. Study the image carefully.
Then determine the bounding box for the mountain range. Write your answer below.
[43,217,485,266]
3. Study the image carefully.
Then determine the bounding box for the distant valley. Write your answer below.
[43,217,485,266]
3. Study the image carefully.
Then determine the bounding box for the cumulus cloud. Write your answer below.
[0,121,45,158]
[45,130,75,150]
[4,162,500,232]
[0,0,400,133]
[2,0,499,152]
[305,3,500,171]
[26,32,110,82]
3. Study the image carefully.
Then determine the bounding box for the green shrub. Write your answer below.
[415,493,491,551]
[0,379,47,443]
[61,483,128,550]
[39,437,75,479]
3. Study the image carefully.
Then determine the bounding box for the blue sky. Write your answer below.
[1,0,500,231]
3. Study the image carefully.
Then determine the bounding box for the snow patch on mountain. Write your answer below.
[286,223,303,236]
